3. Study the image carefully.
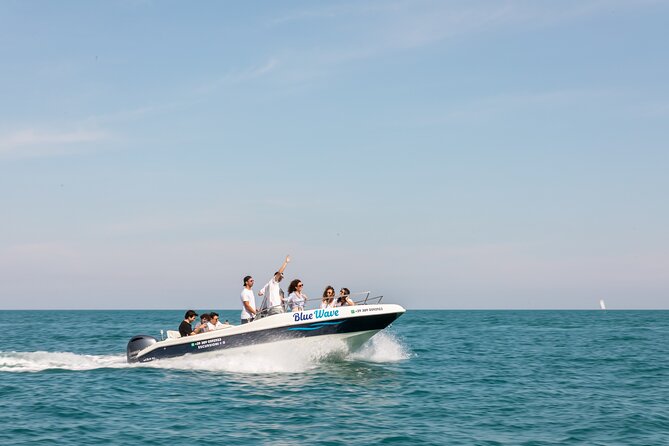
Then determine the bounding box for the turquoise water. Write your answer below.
[1,310,668,445]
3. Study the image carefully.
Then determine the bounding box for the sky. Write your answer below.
[1,0,668,310]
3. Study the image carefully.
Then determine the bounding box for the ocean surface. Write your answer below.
[1,310,668,445]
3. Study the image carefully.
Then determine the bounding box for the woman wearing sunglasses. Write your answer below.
[336,287,355,307]
[321,286,336,309]
[287,279,308,312]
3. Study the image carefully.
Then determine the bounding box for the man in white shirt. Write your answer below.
[258,255,290,316]
[207,312,226,330]
[240,275,257,324]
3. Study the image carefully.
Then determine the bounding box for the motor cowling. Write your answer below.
[127,335,157,363]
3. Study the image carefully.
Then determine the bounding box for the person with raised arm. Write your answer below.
[258,255,291,316]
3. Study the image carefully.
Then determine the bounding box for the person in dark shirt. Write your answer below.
[179,310,205,337]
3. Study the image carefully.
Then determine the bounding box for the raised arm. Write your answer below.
[277,255,290,276]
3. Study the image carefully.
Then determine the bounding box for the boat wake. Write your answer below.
[0,351,128,373]
[0,332,410,374]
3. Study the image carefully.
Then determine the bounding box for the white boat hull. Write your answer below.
[127,304,405,363]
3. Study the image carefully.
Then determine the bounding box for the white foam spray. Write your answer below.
[0,351,127,373]
[348,331,411,363]
[0,332,410,374]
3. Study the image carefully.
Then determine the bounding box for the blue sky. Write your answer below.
[1,0,667,309]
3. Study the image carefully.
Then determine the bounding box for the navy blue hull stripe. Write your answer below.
[288,321,343,331]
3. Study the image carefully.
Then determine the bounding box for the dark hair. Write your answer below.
[322,285,335,299]
[209,312,219,319]
[288,279,301,295]
[184,310,198,319]
[338,287,350,304]
[200,313,210,320]
[243,275,252,286]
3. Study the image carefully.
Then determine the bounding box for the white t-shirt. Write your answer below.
[240,288,256,320]
[207,320,226,331]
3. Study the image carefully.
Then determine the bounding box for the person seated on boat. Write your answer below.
[257,255,290,316]
[336,287,355,307]
[286,279,307,312]
[179,310,206,337]
[320,286,336,309]
[207,312,227,330]
[194,313,211,333]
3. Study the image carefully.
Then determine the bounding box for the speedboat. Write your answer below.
[126,296,405,363]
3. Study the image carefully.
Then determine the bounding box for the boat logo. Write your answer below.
[293,309,340,322]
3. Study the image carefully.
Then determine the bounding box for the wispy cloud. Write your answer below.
[0,56,281,152]
[0,129,109,158]
[193,57,281,96]
[268,0,661,65]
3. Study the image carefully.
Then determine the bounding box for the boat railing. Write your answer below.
[255,291,383,318]
[354,292,384,305]
[296,291,383,310]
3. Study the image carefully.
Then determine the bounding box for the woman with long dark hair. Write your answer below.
[286,279,308,312]
[321,286,335,309]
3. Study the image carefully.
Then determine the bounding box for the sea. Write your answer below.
[1,310,668,445]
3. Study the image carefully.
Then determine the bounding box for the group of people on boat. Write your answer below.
[179,310,230,337]
[240,255,357,324]
[178,255,358,335]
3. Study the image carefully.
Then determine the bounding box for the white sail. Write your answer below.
[599,299,606,310]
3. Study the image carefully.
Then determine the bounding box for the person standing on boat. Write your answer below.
[286,279,307,312]
[258,255,290,316]
[240,275,257,324]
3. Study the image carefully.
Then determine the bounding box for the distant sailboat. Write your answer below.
[599,299,606,310]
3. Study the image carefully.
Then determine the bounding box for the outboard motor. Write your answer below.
[126,335,157,363]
